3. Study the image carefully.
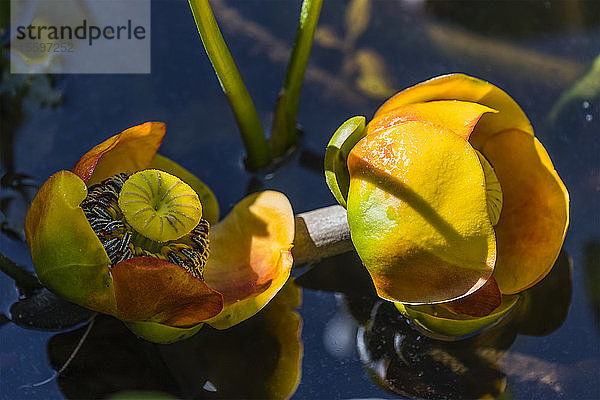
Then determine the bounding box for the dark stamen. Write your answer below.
[80,173,210,278]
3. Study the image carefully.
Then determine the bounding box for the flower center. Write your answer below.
[475,150,503,226]
[80,171,209,279]
[118,169,203,242]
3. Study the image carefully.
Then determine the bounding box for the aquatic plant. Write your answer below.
[189,0,323,169]
[325,73,569,336]
[25,122,295,343]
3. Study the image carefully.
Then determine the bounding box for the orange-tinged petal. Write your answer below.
[111,257,223,327]
[150,154,219,224]
[72,122,165,186]
[203,191,295,329]
[480,129,569,294]
[207,252,293,330]
[367,100,497,141]
[439,275,501,317]
[24,170,117,315]
[347,121,496,304]
[374,74,533,149]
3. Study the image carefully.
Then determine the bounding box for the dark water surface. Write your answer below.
[1,1,599,399]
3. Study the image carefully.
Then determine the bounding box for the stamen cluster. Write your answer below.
[80,173,209,279]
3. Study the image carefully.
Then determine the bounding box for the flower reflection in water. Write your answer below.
[46,280,302,400]
[298,249,574,399]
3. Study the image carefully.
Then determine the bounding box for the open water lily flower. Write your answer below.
[326,74,568,333]
[25,122,294,343]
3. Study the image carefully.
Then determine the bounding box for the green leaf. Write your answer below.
[10,288,95,331]
[324,116,366,207]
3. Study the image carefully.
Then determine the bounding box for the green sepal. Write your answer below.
[125,320,204,344]
[324,116,366,208]
[396,294,520,339]
[25,171,117,316]
[475,149,503,226]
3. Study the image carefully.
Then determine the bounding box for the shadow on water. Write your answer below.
[424,0,600,37]
[584,241,600,334]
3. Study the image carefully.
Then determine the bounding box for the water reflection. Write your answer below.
[297,249,573,399]
[46,280,302,400]
[584,241,600,333]
[0,42,62,242]
[424,0,600,36]
[358,301,510,399]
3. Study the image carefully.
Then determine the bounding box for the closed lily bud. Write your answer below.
[326,74,569,336]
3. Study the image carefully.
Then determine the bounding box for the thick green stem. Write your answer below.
[0,252,42,291]
[189,0,272,170]
[271,0,323,157]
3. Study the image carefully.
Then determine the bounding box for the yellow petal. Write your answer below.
[24,170,117,315]
[257,279,303,399]
[204,191,295,329]
[374,74,533,149]
[367,100,497,141]
[347,121,496,304]
[157,279,302,398]
[72,122,165,186]
[480,129,569,294]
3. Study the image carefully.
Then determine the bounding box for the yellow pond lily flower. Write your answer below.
[25,122,295,343]
[326,74,569,333]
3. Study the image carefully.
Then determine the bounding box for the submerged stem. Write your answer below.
[189,0,272,170]
[0,252,42,291]
[22,315,96,388]
[271,0,323,157]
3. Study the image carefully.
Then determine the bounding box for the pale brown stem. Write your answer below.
[292,205,353,264]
